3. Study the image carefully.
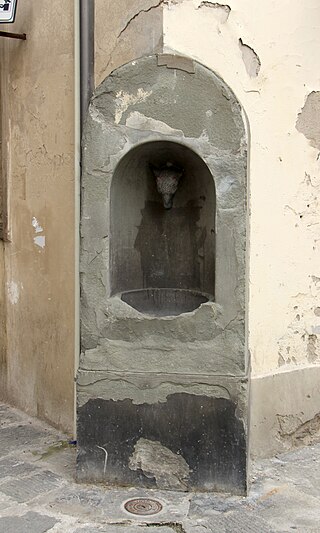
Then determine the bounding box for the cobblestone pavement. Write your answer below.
[0,402,319,532]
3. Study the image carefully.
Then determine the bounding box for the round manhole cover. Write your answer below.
[124,498,163,516]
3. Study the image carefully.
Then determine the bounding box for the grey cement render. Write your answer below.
[79,55,249,490]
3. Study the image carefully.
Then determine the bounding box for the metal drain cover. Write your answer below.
[124,497,163,516]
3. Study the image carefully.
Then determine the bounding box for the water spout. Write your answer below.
[150,162,183,209]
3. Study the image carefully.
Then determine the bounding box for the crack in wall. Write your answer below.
[104,1,165,73]
[118,0,167,39]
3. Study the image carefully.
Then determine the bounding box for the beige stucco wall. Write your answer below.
[0,1,75,432]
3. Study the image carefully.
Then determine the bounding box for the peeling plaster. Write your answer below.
[115,88,152,124]
[239,39,261,78]
[197,2,231,23]
[277,278,320,367]
[277,165,320,369]
[32,216,45,248]
[296,91,320,150]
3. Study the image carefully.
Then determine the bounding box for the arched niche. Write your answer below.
[110,140,216,315]
[79,54,249,495]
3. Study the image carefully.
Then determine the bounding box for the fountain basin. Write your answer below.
[120,288,210,317]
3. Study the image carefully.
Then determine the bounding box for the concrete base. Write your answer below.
[250,365,320,459]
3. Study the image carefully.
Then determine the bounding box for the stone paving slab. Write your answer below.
[0,457,38,479]
[183,511,274,532]
[250,486,320,532]
[0,470,61,503]
[0,424,49,457]
[0,511,58,533]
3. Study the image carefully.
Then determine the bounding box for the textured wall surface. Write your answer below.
[95,0,163,85]
[0,1,75,431]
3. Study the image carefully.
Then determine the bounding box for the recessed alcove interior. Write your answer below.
[110,141,216,316]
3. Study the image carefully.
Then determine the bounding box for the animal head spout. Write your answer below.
[150,162,183,209]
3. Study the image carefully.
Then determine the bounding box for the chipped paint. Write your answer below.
[31,217,43,234]
[239,38,261,78]
[32,217,45,248]
[197,2,231,23]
